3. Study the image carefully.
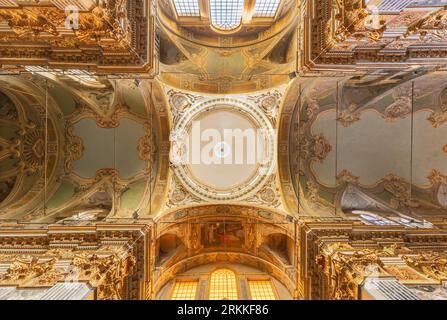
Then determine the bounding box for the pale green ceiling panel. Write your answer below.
[121,181,147,210]
[73,118,146,179]
[48,85,77,116]
[122,87,147,116]
[46,181,76,209]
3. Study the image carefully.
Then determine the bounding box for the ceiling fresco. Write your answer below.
[157,0,297,94]
[2,0,447,302]
[0,74,167,222]
[285,70,447,220]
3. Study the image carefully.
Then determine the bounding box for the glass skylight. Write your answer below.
[374,0,412,13]
[173,0,200,17]
[369,0,447,14]
[210,0,244,30]
[254,0,281,17]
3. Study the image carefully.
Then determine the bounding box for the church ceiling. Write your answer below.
[157,0,297,94]
[284,70,447,221]
[166,85,284,210]
[2,0,447,302]
[1,0,447,227]
[0,74,168,223]
[153,203,296,295]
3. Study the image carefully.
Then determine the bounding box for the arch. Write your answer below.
[262,233,294,265]
[156,233,185,265]
[153,252,296,298]
[276,79,302,214]
[0,76,65,219]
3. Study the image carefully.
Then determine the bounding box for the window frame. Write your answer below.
[207,267,240,300]
[246,276,278,300]
[169,277,200,300]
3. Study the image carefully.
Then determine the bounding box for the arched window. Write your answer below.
[209,268,238,300]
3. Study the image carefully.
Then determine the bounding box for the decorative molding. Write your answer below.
[0,0,155,74]
[165,175,201,208]
[64,125,84,174]
[303,1,447,71]
[248,90,282,125]
[245,175,282,208]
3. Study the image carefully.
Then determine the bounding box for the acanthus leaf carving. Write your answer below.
[329,251,384,300]
[298,133,332,163]
[402,252,447,281]
[248,90,282,125]
[64,125,85,174]
[72,253,136,300]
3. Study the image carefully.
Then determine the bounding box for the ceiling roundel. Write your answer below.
[170,98,276,202]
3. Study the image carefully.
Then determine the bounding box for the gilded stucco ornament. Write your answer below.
[245,175,282,208]
[64,125,85,174]
[166,175,201,208]
[337,103,361,127]
[304,0,447,70]
[382,86,412,122]
[383,174,419,211]
[328,251,384,300]
[402,252,447,281]
[298,133,332,163]
[167,89,204,123]
[428,98,447,128]
[73,253,136,300]
[248,90,283,126]
[137,123,157,163]
[0,0,155,73]
[337,170,359,186]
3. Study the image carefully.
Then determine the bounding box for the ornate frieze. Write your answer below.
[0,0,155,74]
[303,1,447,71]
[0,224,150,300]
[402,252,447,281]
[328,251,384,300]
[298,218,447,299]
